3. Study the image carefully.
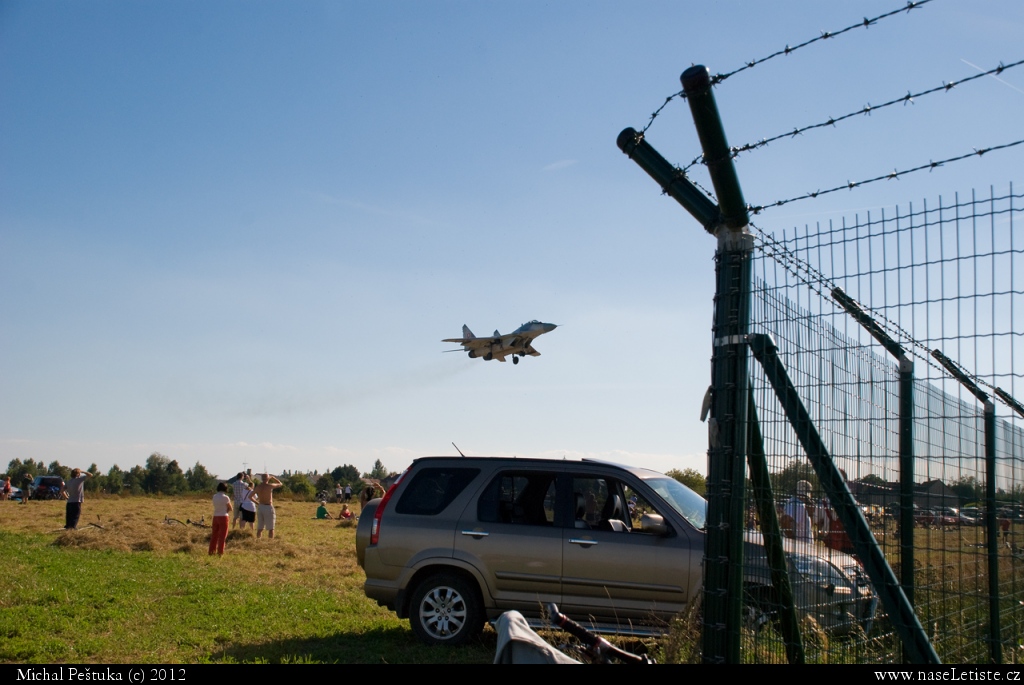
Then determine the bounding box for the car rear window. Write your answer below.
[394,467,480,516]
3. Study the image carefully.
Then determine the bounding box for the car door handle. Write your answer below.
[569,538,597,546]
[461,530,489,538]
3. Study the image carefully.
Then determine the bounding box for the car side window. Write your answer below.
[622,485,671,535]
[478,471,558,526]
[394,467,480,516]
[571,477,631,532]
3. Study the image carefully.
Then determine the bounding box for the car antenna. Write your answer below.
[452,442,466,458]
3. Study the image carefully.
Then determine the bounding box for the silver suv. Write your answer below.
[356,457,875,645]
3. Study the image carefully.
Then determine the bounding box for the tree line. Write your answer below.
[4,455,397,499]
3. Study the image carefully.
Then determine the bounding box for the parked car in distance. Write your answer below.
[29,475,65,500]
[941,506,979,526]
[356,456,877,645]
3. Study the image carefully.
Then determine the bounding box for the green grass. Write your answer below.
[0,497,496,664]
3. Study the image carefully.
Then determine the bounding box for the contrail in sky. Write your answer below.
[961,58,1024,96]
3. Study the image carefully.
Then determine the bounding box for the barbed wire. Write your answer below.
[639,0,934,135]
[671,58,1024,185]
[749,221,1013,405]
[708,58,1024,166]
[747,138,1024,214]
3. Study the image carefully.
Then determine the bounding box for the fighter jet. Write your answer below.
[443,320,557,365]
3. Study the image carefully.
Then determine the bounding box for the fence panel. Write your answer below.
[736,187,1024,663]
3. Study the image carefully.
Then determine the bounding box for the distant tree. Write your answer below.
[185,462,218,492]
[332,464,360,486]
[285,473,316,500]
[859,473,888,486]
[164,460,189,494]
[949,476,982,504]
[84,463,103,493]
[665,468,707,496]
[772,461,819,497]
[106,465,125,495]
[48,461,71,481]
[125,465,147,496]
[144,453,170,494]
[6,458,44,484]
[364,459,390,480]
[315,474,334,494]
[1013,484,1024,505]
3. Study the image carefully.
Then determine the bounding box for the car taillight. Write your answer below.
[369,469,407,546]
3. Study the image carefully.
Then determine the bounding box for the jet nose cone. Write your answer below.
[543,323,558,332]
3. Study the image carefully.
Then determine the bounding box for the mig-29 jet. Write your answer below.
[443,320,557,365]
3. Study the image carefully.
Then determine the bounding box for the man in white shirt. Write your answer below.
[231,472,252,529]
[781,479,815,543]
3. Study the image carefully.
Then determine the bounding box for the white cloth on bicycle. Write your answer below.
[493,610,581,664]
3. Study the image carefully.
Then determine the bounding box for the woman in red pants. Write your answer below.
[210,482,232,555]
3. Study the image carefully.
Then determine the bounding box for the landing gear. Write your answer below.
[512,356,519,365]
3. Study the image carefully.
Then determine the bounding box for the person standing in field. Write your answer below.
[231,472,252,530]
[239,482,257,533]
[780,480,815,544]
[254,473,283,539]
[60,468,92,530]
[360,483,384,510]
[210,482,232,556]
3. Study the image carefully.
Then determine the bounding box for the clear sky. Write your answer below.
[2,0,1022,480]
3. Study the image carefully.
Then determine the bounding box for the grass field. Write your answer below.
[0,495,496,664]
[6,496,1021,664]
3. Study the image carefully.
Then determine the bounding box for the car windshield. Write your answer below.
[643,476,707,530]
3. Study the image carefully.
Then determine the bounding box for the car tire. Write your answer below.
[409,573,483,646]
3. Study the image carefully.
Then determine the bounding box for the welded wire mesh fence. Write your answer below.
[739,185,1024,663]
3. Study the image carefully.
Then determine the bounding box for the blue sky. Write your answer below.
[2,1,1022,480]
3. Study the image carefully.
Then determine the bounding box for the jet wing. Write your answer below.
[442,337,494,350]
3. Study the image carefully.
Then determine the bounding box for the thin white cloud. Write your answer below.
[542,159,578,172]
[302,190,444,226]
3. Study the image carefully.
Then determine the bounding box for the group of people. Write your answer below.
[316,502,353,520]
[209,472,285,555]
[334,483,354,503]
[778,479,854,553]
[33,466,383,558]
[0,469,90,529]
[209,475,385,556]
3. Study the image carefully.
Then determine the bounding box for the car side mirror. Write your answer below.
[640,513,669,536]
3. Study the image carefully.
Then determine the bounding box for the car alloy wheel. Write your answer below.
[410,574,482,645]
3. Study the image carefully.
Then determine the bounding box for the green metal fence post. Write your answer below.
[747,392,806,664]
[898,356,916,655]
[985,401,1001,664]
[616,128,720,232]
[931,349,1002,663]
[830,288,917,623]
[681,64,751,664]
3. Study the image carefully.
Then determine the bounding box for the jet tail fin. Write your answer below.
[463,324,475,340]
